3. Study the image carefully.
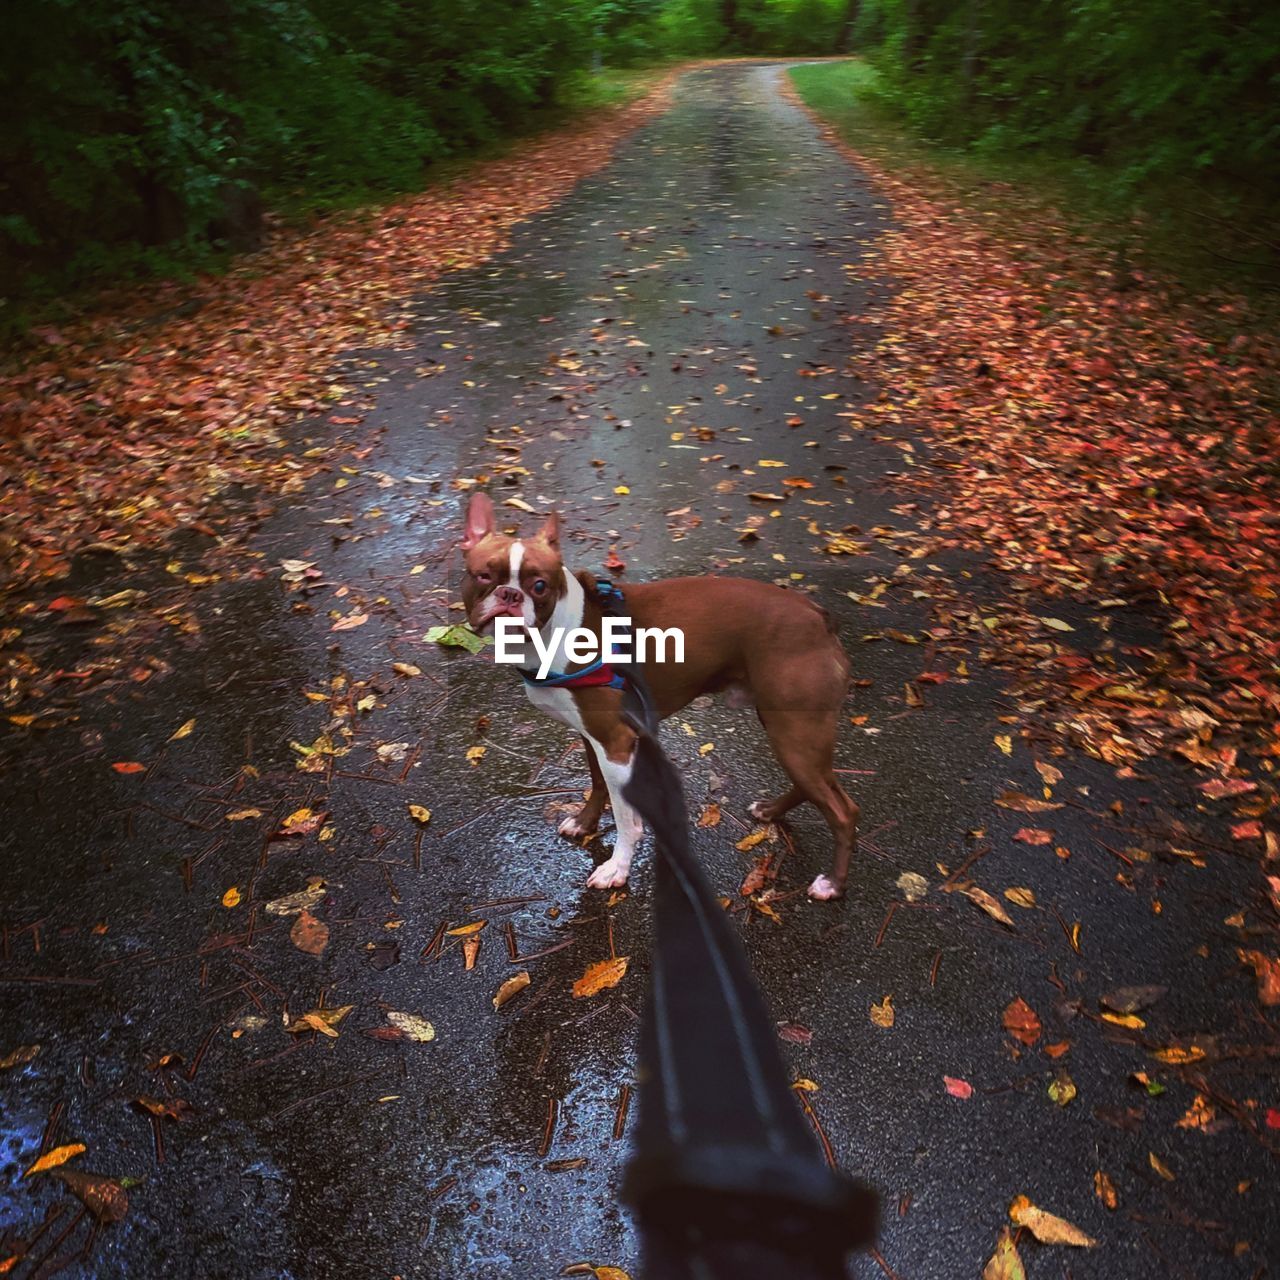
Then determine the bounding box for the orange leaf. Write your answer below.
[572,956,629,998]
[1002,997,1041,1046]
[24,1142,85,1178]
[290,910,329,956]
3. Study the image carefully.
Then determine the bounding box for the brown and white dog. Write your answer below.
[459,492,859,900]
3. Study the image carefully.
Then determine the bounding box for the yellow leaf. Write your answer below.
[1100,1011,1145,1029]
[1004,887,1037,909]
[757,459,787,467]
[1047,1072,1076,1106]
[1094,1170,1118,1210]
[169,718,196,741]
[385,1011,436,1042]
[221,887,241,908]
[870,995,894,1028]
[983,1228,1026,1280]
[698,742,714,756]
[446,920,486,936]
[593,1269,633,1280]
[614,485,630,495]
[466,746,486,765]
[1149,1152,1176,1181]
[1040,617,1075,632]
[24,1143,86,1178]
[226,808,262,822]
[287,1005,353,1037]
[493,971,530,1010]
[994,733,1013,755]
[736,827,773,852]
[572,956,629,998]
[792,1078,820,1092]
[1008,1196,1097,1246]
[408,803,432,824]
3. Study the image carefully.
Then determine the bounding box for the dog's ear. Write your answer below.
[536,510,561,551]
[461,491,495,550]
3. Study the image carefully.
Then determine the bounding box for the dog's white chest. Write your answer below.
[523,681,585,733]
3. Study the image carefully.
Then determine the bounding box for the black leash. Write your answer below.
[598,577,877,1279]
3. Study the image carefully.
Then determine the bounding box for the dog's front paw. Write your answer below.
[558,812,598,839]
[807,874,844,902]
[748,799,775,822]
[586,858,630,890]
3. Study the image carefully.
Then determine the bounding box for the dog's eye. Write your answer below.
[473,570,492,585]
[531,578,548,596]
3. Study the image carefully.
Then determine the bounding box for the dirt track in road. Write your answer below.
[1,62,1273,1280]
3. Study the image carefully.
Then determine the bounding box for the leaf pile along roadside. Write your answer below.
[0,71,678,600]
[792,82,1280,794]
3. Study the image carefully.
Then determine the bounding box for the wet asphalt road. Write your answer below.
[2,63,1276,1280]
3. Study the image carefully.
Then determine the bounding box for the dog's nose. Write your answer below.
[496,585,523,606]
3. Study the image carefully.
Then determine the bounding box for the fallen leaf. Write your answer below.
[447,921,486,936]
[1004,887,1037,908]
[1013,827,1054,845]
[944,1076,973,1099]
[290,910,329,955]
[997,790,1063,813]
[1152,1044,1207,1065]
[493,971,531,1009]
[1008,1195,1097,1246]
[278,807,327,837]
[1094,1171,1118,1210]
[0,1045,40,1070]
[870,994,895,1028]
[1148,1152,1176,1181]
[53,1170,129,1223]
[425,624,486,653]
[696,802,722,828]
[466,745,486,765]
[1100,985,1166,1014]
[408,803,432,824]
[573,956,629,998]
[983,1228,1026,1280]
[1002,997,1041,1046]
[736,827,773,852]
[1237,949,1280,1005]
[221,886,241,908]
[226,808,263,821]
[385,1011,436,1042]
[169,718,196,741]
[462,936,480,970]
[330,611,368,631]
[1048,1072,1077,1106]
[132,1096,194,1122]
[964,885,1015,927]
[896,871,928,902]
[287,1005,353,1037]
[111,762,146,775]
[264,880,327,916]
[24,1143,86,1178]
[777,1022,813,1046]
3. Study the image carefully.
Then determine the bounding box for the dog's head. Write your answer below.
[459,492,567,633]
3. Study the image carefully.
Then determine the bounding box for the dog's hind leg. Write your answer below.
[758,705,859,902]
[559,735,609,838]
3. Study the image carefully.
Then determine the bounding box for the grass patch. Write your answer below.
[789,59,1279,304]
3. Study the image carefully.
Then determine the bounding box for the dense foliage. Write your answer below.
[850,0,1280,208]
[3,0,1275,312]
